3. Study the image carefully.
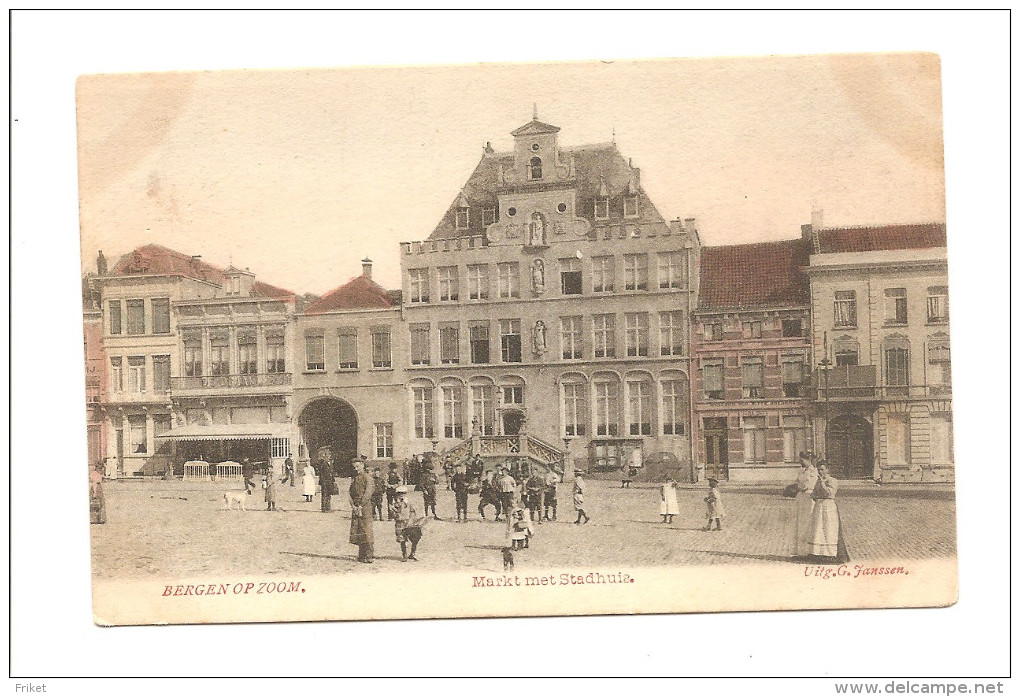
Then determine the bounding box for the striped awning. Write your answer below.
[155,423,279,441]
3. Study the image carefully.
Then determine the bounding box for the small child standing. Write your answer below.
[264,473,278,512]
[703,477,724,531]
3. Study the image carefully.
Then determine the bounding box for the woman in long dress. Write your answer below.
[302,462,317,502]
[808,461,840,560]
[792,453,818,557]
[659,477,679,523]
[89,463,106,524]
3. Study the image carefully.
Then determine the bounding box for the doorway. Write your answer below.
[826,416,873,479]
[502,410,525,436]
[703,417,729,480]
[299,398,358,475]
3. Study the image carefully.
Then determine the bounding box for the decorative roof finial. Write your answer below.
[533,103,538,120]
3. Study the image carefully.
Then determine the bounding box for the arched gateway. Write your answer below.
[298,398,358,474]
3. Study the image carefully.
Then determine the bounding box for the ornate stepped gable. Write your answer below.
[428,118,671,241]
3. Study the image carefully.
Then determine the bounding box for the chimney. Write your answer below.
[683,217,697,234]
[362,258,373,280]
[811,208,824,230]
[484,141,495,154]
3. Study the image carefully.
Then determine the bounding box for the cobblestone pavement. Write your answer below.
[90,478,957,580]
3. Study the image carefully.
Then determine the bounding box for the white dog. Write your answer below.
[223,491,248,511]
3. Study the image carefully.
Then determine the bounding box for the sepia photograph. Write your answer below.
[76,53,957,626]
[10,9,1010,687]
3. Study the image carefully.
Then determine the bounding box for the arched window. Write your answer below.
[659,371,689,436]
[468,377,496,436]
[528,156,542,180]
[559,374,588,437]
[626,375,653,436]
[439,378,466,439]
[593,373,621,437]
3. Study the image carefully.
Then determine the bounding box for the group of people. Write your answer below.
[791,451,846,563]
[297,447,599,563]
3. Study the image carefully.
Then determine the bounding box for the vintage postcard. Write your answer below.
[77,54,956,626]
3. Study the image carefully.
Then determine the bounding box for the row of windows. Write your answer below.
[109,355,171,395]
[832,286,949,328]
[830,337,951,387]
[182,327,287,377]
[407,377,690,440]
[305,327,392,372]
[407,251,689,303]
[303,313,688,372]
[702,415,810,465]
[109,298,171,336]
[701,318,804,341]
[452,191,640,231]
[700,355,808,400]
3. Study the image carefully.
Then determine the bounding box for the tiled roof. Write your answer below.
[251,281,295,299]
[816,223,946,253]
[302,275,398,313]
[428,140,668,240]
[698,238,811,311]
[109,243,295,299]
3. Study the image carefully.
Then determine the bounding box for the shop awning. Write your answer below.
[155,423,278,441]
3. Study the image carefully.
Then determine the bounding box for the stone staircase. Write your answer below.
[439,433,566,475]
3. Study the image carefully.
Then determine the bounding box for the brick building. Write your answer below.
[692,238,814,483]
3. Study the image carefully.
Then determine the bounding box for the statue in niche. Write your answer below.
[505,223,519,239]
[533,320,548,354]
[529,212,546,247]
[531,259,545,294]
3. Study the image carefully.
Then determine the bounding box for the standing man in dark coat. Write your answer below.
[349,457,375,563]
[451,464,471,522]
[317,447,336,513]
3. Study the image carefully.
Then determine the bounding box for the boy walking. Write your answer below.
[390,487,423,561]
[573,470,590,525]
[704,477,725,531]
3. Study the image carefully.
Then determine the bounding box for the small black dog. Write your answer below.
[501,547,514,572]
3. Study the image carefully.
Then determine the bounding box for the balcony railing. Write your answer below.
[170,373,292,391]
[815,365,950,399]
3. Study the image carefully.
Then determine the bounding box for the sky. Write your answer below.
[76,53,945,296]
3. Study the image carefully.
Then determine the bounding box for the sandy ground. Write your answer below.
[90,478,956,580]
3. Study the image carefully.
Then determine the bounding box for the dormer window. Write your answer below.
[230,276,241,295]
[595,196,609,219]
[624,194,639,218]
[528,157,543,180]
[455,206,469,230]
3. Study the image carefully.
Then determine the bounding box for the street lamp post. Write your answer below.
[562,436,572,479]
[818,331,831,465]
